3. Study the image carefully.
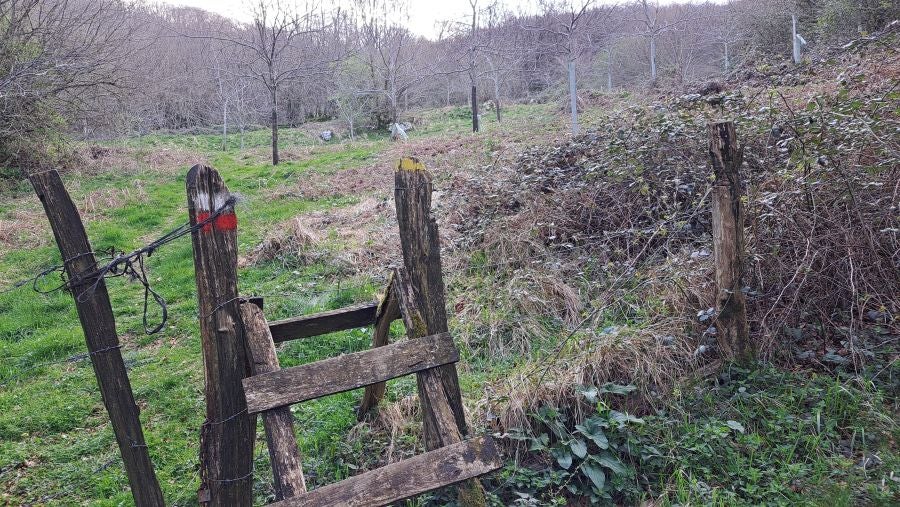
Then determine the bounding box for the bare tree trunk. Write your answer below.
[791,14,801,64]
[221,100,228,151]
[493,79,501,123]
[471,84,479,133]
[650,36,657,82]
[271,88,279,165]
[724,42,730,71]
[568,60,579,135]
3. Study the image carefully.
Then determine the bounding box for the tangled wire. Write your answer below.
[2,196,237,334]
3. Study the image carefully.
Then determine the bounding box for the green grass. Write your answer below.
[488,365,899,506]
[1,101,897,506]
[0,104,553,504]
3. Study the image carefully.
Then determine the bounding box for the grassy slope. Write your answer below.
[0,105,554,505]
[0,91,896,507]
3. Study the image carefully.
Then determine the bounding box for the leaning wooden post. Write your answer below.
[29,170,164,506]
[239,301,306,499]
[708,122,754,362]
[395,157,487,506]
[357,271,401,419]
[187,165,255,506]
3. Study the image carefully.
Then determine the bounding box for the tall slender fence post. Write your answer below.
[395,157,487,506]
[187,164,255,506]
[708,122,754,362]
[29,170,164,506]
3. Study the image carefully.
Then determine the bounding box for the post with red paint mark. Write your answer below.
[187,165,255,506]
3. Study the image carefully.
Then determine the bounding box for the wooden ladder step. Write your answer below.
[243,332,459,413]
[268,302,380,343]
[269,437,502,507]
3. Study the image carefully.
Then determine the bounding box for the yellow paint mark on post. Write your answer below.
[398,157,426,172]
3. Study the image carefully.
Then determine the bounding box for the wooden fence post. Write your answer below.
[29,170,164,506]
[394,157,487,506]
[708,122,754,362]
[187,164,255,506]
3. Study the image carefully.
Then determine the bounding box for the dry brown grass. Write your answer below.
[241,197,399,273]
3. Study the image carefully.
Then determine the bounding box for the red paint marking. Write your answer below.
[196,212,213,233]
[215,212,238,231]
[196,211,237,233]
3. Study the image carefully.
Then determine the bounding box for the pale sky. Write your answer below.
[153,0,708,39]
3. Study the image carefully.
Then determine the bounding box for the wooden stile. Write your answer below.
[29,170,164,507]
[268,438,501,507]
[243,332,459,413]
[239,301,306,499]
[187,164,255,506]
[269,302,380,343]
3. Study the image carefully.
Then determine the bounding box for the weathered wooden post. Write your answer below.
[394,157,487,506]
[187,164,255,505]
[357,272,401,419]
[239,300,307,500]
[708,122,754,362]
[29,170,164,506]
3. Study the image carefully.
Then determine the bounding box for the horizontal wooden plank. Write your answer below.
[269,437,502,507]
[243,332,459,414]
[268,302,379,343]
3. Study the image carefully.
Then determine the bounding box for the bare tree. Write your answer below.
[180,0,329,165]
[0,0,130,165]
[633,0,672,83]
[526,0,614,135]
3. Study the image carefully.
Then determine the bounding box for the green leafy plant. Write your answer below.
[500,383,645,504]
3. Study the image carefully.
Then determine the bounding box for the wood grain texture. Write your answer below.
[394,160,488,506]
[243,332,459,414]
[238,302,306,499]
[709,122,753,362]
[268,302,379,343]
[187,164,255,506]
[29,170,165,507]
[268,437,502,507]
[357,272,402,419]
[394,159,468,441]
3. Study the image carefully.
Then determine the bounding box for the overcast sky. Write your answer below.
[154,0,719,39]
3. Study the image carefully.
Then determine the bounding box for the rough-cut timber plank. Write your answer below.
[357,272,402,419]
[238,302,306,499]
[187,164,255,506]
[268,437,502,507]
[244,332,459,413]
[268,302,379,343]
[709,122,753,362]
[29,170,165,507]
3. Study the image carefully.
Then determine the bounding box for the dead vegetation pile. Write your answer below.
[241,198,397,273]
[439,29,899,432]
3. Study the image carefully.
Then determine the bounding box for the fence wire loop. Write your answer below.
[1,196,237,334]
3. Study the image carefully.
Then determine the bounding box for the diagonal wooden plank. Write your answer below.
[243,332,459,414]
[357,272,402,419]
[239,301,306,499]
[268,437,502,507]
[268,302,379,343]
